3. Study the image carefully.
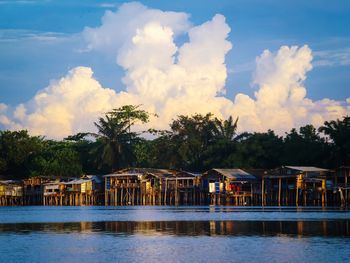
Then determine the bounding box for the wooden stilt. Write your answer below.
[278,177,282,206]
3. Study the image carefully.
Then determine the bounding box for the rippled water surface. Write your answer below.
[0,206,350,262]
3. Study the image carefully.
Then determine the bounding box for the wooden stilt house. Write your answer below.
[264,166,329,206]
[200,169,257,205]
[104,168,199,206]
[43,180,66,206]
[161,171,199,205]
[63,175,103,206]
[104,169,143,206]
[0,180,23,206]
[334,166,350,206]
[245,169,269,206]
[43,176,102,206]
[23,176,58,205]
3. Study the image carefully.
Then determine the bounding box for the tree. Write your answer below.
[199,116,239,170]
[319,116,350,166]
[0,130,44,178]
[90,105,151,172]
[283,125,329,167]
[65,133,101,174]
[154,113,239,171]
[31,141,82,177]
[146,131,183,169]
[167,113,217,170]
[232,130,284,169]
[213,116,239,141]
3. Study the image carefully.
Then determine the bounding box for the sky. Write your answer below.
[0,0,349,138]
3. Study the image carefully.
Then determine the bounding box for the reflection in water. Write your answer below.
[1,208,349,262]
[0,220,349,237]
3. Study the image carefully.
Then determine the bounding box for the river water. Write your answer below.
[0,206,349,262]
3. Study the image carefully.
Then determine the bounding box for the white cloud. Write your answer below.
[0,67,121,138]
[232,45,350,133]
[83,2,190,54]
[98,3,119,8]
[1,2,349,138]
[314,47,350,67]
[0,29,69,43]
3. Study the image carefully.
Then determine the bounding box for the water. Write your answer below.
[0,206,350,262]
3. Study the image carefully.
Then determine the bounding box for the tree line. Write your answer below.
[0,105,349,179]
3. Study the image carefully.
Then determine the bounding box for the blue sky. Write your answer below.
[0,0,349,105]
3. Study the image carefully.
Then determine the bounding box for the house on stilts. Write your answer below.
[43,176,103,206]
[199,169,257,205]
[334,166,350,206]
[0,180,23,206]
[263,166,330,206]
[104,168,199,206]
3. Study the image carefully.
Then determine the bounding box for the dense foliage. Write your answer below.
[0,105,349,179]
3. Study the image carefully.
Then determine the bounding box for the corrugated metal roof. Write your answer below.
[175,171,199,178]
[104,173,141,178]
[212,169,257,180]
[0,180,21,185]
[107,168,176,178]
[285,166,329,172]
[63,179,91,185]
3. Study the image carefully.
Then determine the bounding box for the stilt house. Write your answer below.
[334,166,350,206]
[23,176,58,205]
[63,175,103,206]
[200,169,257,205]
[0,180,23,206]
[43,176,102,206]
[104,168,198,206]
[264,166,329,206]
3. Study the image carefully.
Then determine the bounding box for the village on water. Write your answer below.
[0,166,349,207]
[1,106,350,208]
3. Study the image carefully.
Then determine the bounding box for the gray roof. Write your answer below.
[212,169,257,181]
[105,168,177,179]
[104,173,142,178]
[0,180,21,185]
[63,179,91,185]
[285,166,329,172]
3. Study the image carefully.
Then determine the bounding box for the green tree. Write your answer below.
[231,130,284,169]
[319,116,350,166]
[65,133,100,174]
[0,130,44,178]
[146,131,183,169]
[213,116,238,141]
[31,141,82,177]
[283,125,329,167]
[167,113,217,170]
[153,113,239,171]
[90,105,151,172]
[199,116,239,170]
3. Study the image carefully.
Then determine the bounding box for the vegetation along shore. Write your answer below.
[0,105,349,206]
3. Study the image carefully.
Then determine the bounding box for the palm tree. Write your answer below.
[91,105,151,172]
[213,116,239,141]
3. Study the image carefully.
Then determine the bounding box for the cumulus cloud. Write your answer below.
[83,2,190,55]
[232,45,350,133]
[0,67,122,138]
[0,2,349,138]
